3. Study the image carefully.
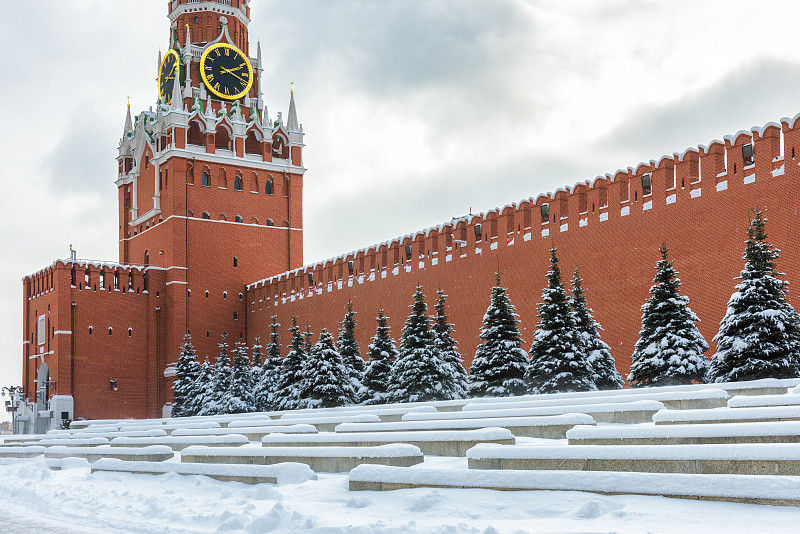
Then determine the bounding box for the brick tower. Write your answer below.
[117,0,306,364]
[21,0,305,427]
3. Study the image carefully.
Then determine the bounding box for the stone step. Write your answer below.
[181,444,424,472]
[567,421,800,446]
[654,405,800,425]
[42,445,175,463]
[403,401,664,425]
[0,438,109,448]
[171,424,317,441]
[232,415,379,432]
[281,405,439,423]
[347,465,800,507]
[262,428,516,456]
[109,434,249,451]
[728,394,800,409]
[466,443,800,476]
[335,414,595,439]
[463,389,728,412]
[91,458,317,485]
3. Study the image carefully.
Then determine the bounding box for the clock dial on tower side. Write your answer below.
[200,43,253,101]
[158,49,180,105]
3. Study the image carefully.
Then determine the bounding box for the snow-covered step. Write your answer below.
[654,405,800,425]
[466,443,800,476]
[237,414,380,432]
[403,400,664,425]
[728,394,800,409]
[182,444,424,473]
[0,437,109,448]
[335,414,595,439]
[117,421,222,434]
[262,428,516,457]
[109,434,249,451]
[0,446,47,459]
[92,459,316,485]
[171,424,317,441]
[463,389,727,412]
[42,445,174,463]
[347,465,800,507]
[280,405,439,423]
[566,421,800,446]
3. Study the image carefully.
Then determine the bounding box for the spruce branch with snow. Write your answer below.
[710,210,800,382]
[171,335,201,417]
[629,243,709,387]
[570,268,624,390]
[275,317,308,411]
[225,342,255,414]
[388,286,452,402]
[362,309,399,405]
[299,329,356,408]
[433,289,469,399]
[527,249,596,394]
[339,300,366,401]
[201,335,234,415]
[468,272,530,397]
[254,317,284,411]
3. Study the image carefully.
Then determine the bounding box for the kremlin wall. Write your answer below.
[245,118,800,382]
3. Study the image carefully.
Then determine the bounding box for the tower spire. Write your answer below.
[287,83,299,132]
[171,66,183,110]
[124,98,133,134]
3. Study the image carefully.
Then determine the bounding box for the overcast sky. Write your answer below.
[2,0,800,420]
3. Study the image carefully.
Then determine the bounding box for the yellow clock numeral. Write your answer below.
[207,74,214,81]
[225,48,230,56]
[214,83,221,91]
[215,49,221,57]
[224,87,230,96]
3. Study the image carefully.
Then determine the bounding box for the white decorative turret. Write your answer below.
[287,86,300,132]
[123,101,133,137]
[183,25,193,99]
[171,68,183,111]
[256,41,264,112]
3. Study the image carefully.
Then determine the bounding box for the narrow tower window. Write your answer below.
[234,176,243,191]
[201,171,210,187]
[265,179,274,195]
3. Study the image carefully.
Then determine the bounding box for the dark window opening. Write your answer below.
[266,219,274,227]
[405,245,413,260]
[234,176,243,191]
[474,224,482,240]
[641,174,652,196]
[265,180,273,195]
[233,311,239,320]
[235,215,243,223]
[742,144,755,166]
[108,328,113,336]
[202,212,210,219]
[128,328,132,337]
[201,171,210,187]
[88,327,93,335]
[233,257,238,268]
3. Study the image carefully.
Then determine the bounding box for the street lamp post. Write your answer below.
[1,386,24,434]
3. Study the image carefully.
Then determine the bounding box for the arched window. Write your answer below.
[219,169,227,189]
[202,212,210,219]
[234,175,243,191]
[201,171,210,187]
[188,122,205,146]
[88,327,93,335]
[235,215,243,223]
[265,179,273,195]
[108,327,113,336]
[215,125,231,151]
[233,311,239,320]
[283,176,290,197]
[128,328,132,337]
[144,251,150,266]
[245,130,261,155]
[266,218,274,227]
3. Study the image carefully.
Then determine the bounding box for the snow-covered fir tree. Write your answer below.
[249,339,265,409]
[254,317,284,411]
[388,286,451,402]
[303,324,314,354]
[468,273,530,397]
[226,342,255,413]
[570,269,624,390]
[338,300,366,400]
[362,309,399,404]
[191,357,214,416]
[710,210,800,382]
[201,336,234,415]
[527,249,596,393]
[628,243,709,386]
[299,329,356,408]
[275,317,307,410]
[171,335,201,417]
[433,289,469,399]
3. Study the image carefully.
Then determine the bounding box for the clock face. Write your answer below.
[200,43,253,100]
[158,50,180,104]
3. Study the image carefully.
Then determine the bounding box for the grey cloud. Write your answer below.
[597,58,800,164]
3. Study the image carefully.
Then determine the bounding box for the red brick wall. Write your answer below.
[247,118,800,378]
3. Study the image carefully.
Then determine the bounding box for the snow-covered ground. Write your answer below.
[1,450,799,533]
